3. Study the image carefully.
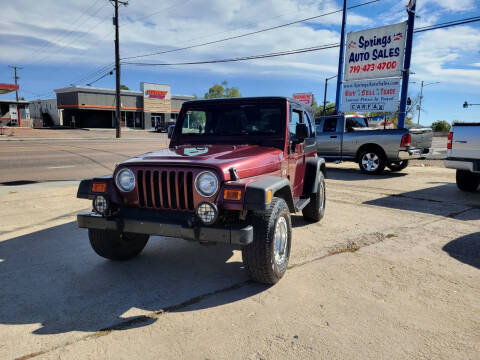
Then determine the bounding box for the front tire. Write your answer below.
[242,198,292,285]
[302,172,326,222]
[88,229,149,261]
[456,170,480,192]
[358,149,386,174]
[387,160,409,172]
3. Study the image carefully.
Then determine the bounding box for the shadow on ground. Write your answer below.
[0,222,266,335]
[443,232,480,269]
[363,184,480,219]
[326,166,408,181]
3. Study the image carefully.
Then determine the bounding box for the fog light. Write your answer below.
[196,202,218,225]
[93,195,109,215]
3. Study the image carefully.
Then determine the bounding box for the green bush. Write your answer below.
[431,120,451,132]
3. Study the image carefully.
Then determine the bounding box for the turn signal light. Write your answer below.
[91,182,107,193]
[224,189,242,201]
[400,134,411,147]
[447,132,453,149]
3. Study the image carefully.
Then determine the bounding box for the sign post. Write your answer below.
[397,0,416,129]
[334,0,347,113]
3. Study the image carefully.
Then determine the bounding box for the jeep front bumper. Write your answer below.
[77,212,253,246]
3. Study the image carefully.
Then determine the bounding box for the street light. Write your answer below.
[323,75,337,116]
[463,101,480,108]
[417,81,440,125]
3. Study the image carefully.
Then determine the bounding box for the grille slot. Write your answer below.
[136,168,195,211]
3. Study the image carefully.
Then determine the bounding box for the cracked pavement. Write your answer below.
[0,162,478,360]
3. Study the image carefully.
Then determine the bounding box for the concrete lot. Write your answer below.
[0,161,478,360]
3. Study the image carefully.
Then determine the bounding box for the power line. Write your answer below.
[121,0,382,61]
[122,15,480,67]
[413,15,480,33]
[86,69,114,86]
[122,43,340,66]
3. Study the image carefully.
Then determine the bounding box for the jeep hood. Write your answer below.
[121,144,284,180]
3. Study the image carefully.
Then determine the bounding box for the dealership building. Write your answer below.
[54,82,194,129]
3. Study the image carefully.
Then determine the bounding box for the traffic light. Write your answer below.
[463,101,469,108]
[406,97,412,106]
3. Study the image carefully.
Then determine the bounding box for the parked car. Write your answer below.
[156,119,175,133]
[445,123,480,191]
[315,114,432,174]
[76,97,327,284]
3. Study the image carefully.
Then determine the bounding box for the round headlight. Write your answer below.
[195,171,219,197]
[196,202,218,225]
[93,195,109,215]
[116,168,135,192]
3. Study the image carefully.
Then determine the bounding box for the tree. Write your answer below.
[120,84,129,90]
[204,81,241,99]
[312,99,336,117]
[431,120,451,132]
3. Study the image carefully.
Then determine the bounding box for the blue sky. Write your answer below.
[0,0,479,125]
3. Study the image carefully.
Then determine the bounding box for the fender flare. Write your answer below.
[244,176,294,212]
[303,157,326,196]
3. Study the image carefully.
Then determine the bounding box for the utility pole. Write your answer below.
[398,0,416,129]
[110,0,128,139]
[417,80,440,125]
[8,65,23,127]
[323,75,337,116]
[334,0,347,114]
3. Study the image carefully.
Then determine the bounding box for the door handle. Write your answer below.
[330,135,337,138]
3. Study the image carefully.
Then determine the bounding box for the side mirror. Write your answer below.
[295,123,309,141]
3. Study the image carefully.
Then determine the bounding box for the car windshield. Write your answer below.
[180,103,283,136]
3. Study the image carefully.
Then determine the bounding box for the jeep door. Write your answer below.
[316,115,342,158]
[288,106,307,198]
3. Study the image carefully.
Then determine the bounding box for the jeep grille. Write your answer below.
[136,169,195,211]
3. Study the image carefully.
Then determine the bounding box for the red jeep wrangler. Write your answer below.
[77,97,326,284]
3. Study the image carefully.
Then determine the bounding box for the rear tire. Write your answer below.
[456,170,480,192]
[88,229,149,261]
[242,198,291,285]
[358,149,386,174]
[387,160,409,172]
[302,172,326,222]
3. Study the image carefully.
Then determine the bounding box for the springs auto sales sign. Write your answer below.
[344,21,407,81]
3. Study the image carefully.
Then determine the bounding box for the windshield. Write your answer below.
[180,103,283,136]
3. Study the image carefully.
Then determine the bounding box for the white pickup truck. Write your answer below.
[445,123,480,191]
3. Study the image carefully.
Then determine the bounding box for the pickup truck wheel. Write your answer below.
[387,160,409,172]
[242,197,291,285]
[456,170,480,192]
[302,172,326,222]
[358,150,386,174]
[88,229,149,261]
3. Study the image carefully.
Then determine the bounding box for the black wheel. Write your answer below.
[302,172,326,222]
[358,149,386,174]
[387,160,409,172]
[88,229,149,261]
[242,197,292,285]
[456,170,480,192]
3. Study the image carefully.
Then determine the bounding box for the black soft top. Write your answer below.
[183,96,312,110]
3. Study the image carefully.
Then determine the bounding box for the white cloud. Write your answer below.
[423,0,476,12]
[412,26,480,85]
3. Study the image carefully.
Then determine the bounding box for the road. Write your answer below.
[0,162,478,359]
[0,132,169,184]
[0,131,447,184]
